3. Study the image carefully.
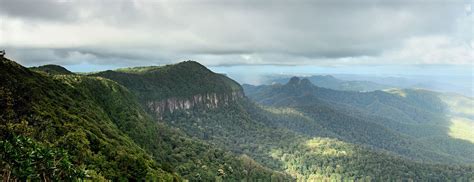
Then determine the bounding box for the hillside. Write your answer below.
[0,58,174,181]
[92,61,242,100]
[95,64,474,180]
[93,61,243,119]
[29,64,74,75]
[2,58,473,181]
[243,77,474,164]
[0,57,289,181]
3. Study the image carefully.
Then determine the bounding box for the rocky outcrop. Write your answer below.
[147,91,244,119]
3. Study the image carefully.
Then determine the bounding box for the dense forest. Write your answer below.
[244,77,474,164]
[0,58,289,181]
[1,57,473,181]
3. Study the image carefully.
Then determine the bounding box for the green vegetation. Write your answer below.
[96,64,473,180]
[440,93,474,117]
[277,137,473,181]
[244,77,474,164]
[439,93,474,143]
[115,65,164,74]
[1,58,176,181]
[92,61,242,103]
[1,57,287,181]
[1,135,83,181]
[448,117,474,143]
[150,99,473,181]
[2,58,473,181]
[30,64,74,75]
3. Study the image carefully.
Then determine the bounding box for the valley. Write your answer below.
[2,57,473,181]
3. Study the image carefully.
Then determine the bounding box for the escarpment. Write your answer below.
[92,60,246,118]
[147,91,244,118]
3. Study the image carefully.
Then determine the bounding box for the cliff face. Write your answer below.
[147,91,244,118]
[92,60,246,118]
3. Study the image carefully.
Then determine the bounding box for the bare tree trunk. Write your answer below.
[42,172,49,182]
[3,170,11,182]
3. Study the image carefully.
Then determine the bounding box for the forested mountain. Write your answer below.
[0,57,289,181]
[95,63,473,180]
[1,58,473,181]
[29,64,75,75]
[243,77,474,164]
[267,75,392,92]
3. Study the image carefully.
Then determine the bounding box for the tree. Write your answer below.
[0,135,84,181]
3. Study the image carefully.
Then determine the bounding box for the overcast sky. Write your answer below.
[0,0,472,69]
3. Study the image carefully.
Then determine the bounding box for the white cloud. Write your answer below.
[0,0,471,67]
[382,36,473,65]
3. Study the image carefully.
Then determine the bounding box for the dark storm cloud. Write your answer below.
[0,0,471,66]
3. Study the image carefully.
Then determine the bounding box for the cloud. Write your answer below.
[383,35,473,64]
[0,0,78,21]
[0,0,471,67]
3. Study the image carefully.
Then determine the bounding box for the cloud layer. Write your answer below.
[0,0,472,67]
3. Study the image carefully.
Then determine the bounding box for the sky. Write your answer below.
[0,0,473,87]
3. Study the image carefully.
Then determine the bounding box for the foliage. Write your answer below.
[244,77,474,164]
[3,57,473,181]
[1,57,288,181]
[29,64,74,75]
[1,135,84,181]
[64,73,290,181]
[159,99,474,181]
[94,61,474,180]
[92,61,242,102]
[1,57,175,181]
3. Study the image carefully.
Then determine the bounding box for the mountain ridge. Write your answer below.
[243,77,474,164]
[1,57,291,181]
[2,58,473,181]
[94,64,474,180]
[30,64,74,75]
[268,75,392,92]
[93,60,245,119]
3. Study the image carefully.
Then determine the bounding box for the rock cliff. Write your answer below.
[92,60,245,118]
[147,91,244,118]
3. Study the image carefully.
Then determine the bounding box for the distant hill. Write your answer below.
[30,64,74,75]
[334,74,474,97]
[244,77,474,164]
[269,75,392,92]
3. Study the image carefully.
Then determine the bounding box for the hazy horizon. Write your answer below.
[2,1,474,180]
[11,60,471,97]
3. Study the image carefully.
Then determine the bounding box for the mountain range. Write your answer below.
[267,75,393,92]
[1,57,473,181]
[244,77,474,163]
[266,74,473,97]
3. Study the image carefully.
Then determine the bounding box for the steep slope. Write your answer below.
[1,57,290,181]
[68,75,290,181]
[160,101,473,181]
[1,57,175,181]
[93,61,243,119]
[95,62,474,180]
[243,77,474,164]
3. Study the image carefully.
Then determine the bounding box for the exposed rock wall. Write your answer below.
[147,91,244,118]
